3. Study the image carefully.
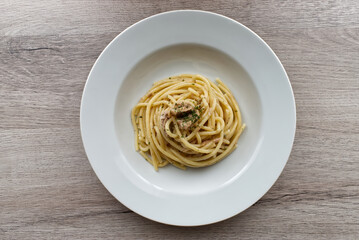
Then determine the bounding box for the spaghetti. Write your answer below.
[131,74,245,170]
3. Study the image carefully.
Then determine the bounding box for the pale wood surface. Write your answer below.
[1,1,359,239]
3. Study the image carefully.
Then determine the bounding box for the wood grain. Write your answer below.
[1,0,358,239]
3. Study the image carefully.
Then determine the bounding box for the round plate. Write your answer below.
[80,10,296,226]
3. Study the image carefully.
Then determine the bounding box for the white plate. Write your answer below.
[80,10,296,226]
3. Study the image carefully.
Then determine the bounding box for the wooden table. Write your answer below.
[1,1,358,239]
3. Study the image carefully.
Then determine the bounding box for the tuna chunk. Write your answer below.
[170,100,195,117]
[160,100,201,132]
[160,109,171,130]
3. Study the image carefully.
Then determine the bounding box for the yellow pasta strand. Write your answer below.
[131,74,245,170]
